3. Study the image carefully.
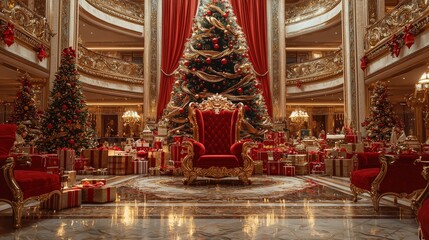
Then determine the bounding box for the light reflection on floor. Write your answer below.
[0,175,420,239]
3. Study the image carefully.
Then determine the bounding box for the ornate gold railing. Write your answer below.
[285,0,341,25]
[365,0,429,51]
[85,0,144,25]
[77,44,144,85]
[0,0,54,47]
[286,49,343,85]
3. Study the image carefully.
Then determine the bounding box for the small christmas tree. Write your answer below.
[162,0,271,140]
[361,81,402,141]
[9,73,41,144]
[37,47,95,153]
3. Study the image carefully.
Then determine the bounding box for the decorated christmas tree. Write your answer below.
[9,73,41,144]
[361,81,402,141]
[161,0,271,140]
[37,47,95,153]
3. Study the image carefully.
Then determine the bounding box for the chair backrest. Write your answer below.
[189,94,243,154]
[0,124,17,155]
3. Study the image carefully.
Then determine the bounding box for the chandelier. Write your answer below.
[406,70,429,142]
[122,110,140,125]
[289,108,309,127]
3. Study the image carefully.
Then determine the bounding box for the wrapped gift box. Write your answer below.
[267,161,281,175]
[340,143,364,153]
[81,178,107,185]
[153,141,163,150]
[64,170,76,187]
[133,159,148,175]
[42,188,82,210]
[293,154,307,166]
[253,160,263,175]
[81,186,116,203]
[149,167,160,176]
[345,134,358,143]
[108,155,133,175]
[308,162,325,174]
[81,149,109,169]
[295,164,308,175]
[171,143,187,163]
[325,158,353,177]
[58,149,75,171]
[283,165,295,176]
[148,150,166,168]
[74,157,89,171]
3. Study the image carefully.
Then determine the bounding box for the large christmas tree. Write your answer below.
[162,0,271,139]
[9,73,41,144]
[37,47,95,153]
[361,81,401,141]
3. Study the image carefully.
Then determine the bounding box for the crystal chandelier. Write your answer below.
[122,110,140,125]
[289,108,309,127]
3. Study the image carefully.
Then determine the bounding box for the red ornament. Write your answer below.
[224,11,229,18]
[68,139,75,145]
[237,87,243,94]
[212,38,218,44]
[47,123,53,129]
[67,120,72,125]
[360,56,368,71]
[214,44,220,49]
[207,10,212,16]
[62,104,68,110]
[389,35,401,57]
[36,44,47,61]
[197,43,202,49]
[403,25,414,49]
[206,57,212,64]
[179,108,185,114]
[221,58,228,65]
[184,60,190,66]
[2,22,15,47]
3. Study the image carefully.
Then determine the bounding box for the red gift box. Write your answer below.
[171,143,187,162]
[153,141,163,150]
[42,188,82,210]
[148,150,165,168]
[81,186,116,203]
[267,161,281,175]
[346,134,358,143]
[283,165,295,176]
[108,155,133,175]
[58,148,76,171]
[325,158,353,177]
[133,159,148,175]
[74,157,89,171]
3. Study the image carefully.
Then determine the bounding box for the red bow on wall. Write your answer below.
[2,22,15,47]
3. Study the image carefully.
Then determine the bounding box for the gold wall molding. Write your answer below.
[85,0,144,25]
[364,0,429,51]
[77,44,143,85]
[285,0,341,25]
[286,50,343,85]
[0,0,54,46]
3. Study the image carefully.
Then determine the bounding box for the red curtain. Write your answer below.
[230,0,273,117]
[157,0,199,120]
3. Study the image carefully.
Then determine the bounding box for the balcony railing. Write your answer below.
[85,0,144,25]
[364,0,429,51]
[0,0,54,47]
[286,50,343,85]
[285,0,341,25]
[78,44,144,85]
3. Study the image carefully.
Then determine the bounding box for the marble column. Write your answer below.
[341,0,366,132]
[268,0,287,127]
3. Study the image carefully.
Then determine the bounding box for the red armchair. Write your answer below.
[0,124,61,228]
[350,152,428,211]
[412,160,429,240]
[182,94,256,185]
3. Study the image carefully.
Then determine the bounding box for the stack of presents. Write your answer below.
[250,130,364,178]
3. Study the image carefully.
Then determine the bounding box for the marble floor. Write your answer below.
[0,175,421,239]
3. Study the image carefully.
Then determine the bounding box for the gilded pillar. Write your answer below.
[342,0,366,132]
[268,0,286,126]
[143,0,159,125]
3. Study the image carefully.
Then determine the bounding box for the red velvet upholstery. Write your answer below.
[350,168,380,191]
[354,152,381,169]
[419,199,429,240]
[199,109,235,154]
[197,155,240,168]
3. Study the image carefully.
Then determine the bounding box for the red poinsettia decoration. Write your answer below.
[403,25,415,49]
[360,56,368,71]
[36,44,47,61]
[388,35,400,58]
[2,22,15,47]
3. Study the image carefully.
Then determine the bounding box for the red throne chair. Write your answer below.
[0,124,61,228]
[412,159,429,240]
[182,94,256,185]
[350,152,428,211]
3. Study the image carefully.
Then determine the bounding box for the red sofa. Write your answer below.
[0,124,61,228]
[182,94,256,185]
[350,152,428,211]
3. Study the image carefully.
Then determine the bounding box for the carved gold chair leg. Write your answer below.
[372,194,381,212]
[350,184,359,202]
[238,173,251,185]
[11,201,24,228]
